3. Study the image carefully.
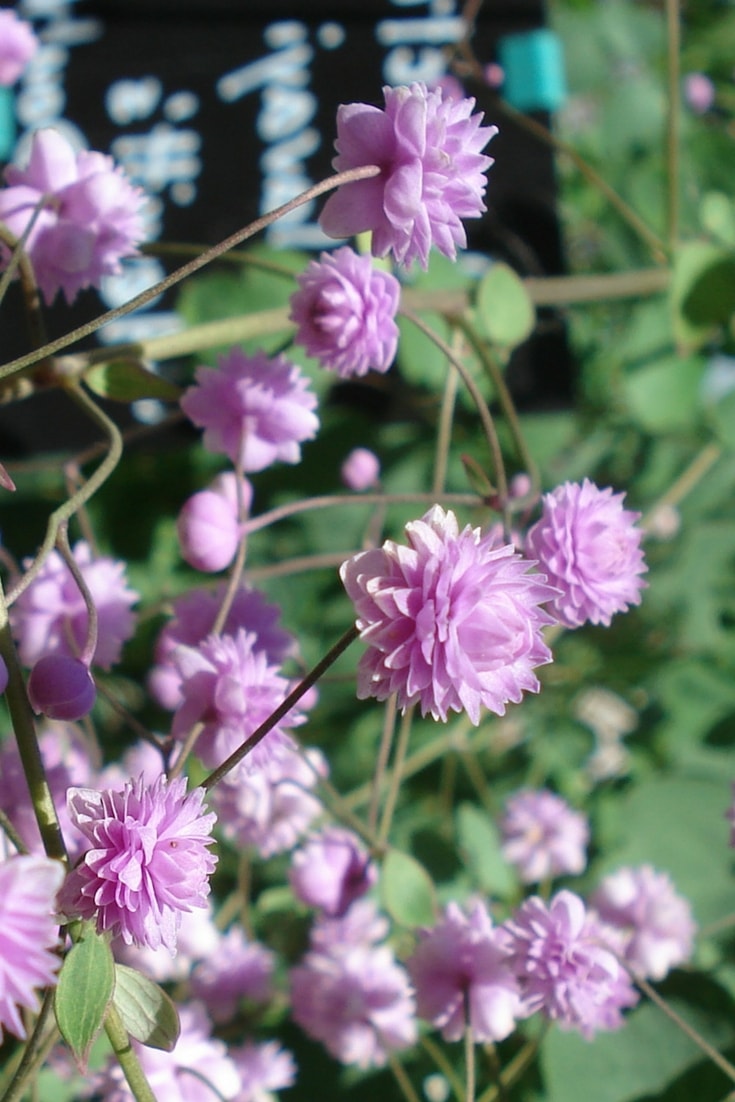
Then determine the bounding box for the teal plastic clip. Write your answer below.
[498,29,566,114]
[0,86,15,161]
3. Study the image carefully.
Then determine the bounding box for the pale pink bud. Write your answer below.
[341,448,380,492]
[177,474,251,573]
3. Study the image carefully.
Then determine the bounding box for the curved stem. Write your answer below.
[0,165,381,384]
[244,490,482,535]
[0,217,48,360]
[55,522,98,666]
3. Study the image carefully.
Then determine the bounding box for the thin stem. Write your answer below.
[433,337,461,495]
[104,1004,157,1102]
[244,491,482,536]
[465,1024,477,1102]
[476,1032,545,1102]
[665,0,681,251]
[94,679,164,751]
[0,807,28,854]
[641,442,721,529]
[420,1035,465,1102]
[55,523,98,666]
[244,550,356,582]
[399,307,508,503]
[0,211,49,360]
[201,625,359,791]
[0,165,381,383]
[378,705,415,848]
[387,1054,421,1102]
[0,989,59,1102]
[369,694,398,834]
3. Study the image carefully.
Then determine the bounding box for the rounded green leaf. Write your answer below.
[456,802,515,898]
[475,262,535,349]
[54,928,115,1070]
[381,849,436,928]
[84,359,181,403]
[672,242,735,350]
[113,964,180,1052]
[623,354,705,433]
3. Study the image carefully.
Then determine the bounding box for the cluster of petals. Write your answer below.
[503,890,638,1038]
[407,899,521,1043]
[191,925,275,1023]
[289,246,400,377]
[114,902,220,984]
[150,583,294,710]
[58,774,217,952]
[591,865,696,981]
[10,540,137,670]
[525,479,647,629]
[0,854,64,1040]
[212,746,327,858]
[177,472,252,574]
[0,128,145,304]
[170,628,307,775]
[180,347,319,472]
[319,82,496,268]
[290,826,377,917]
[500,788,589,884]
[341,505,557,723]
[0,8,38,85]
[230,1040,297,1102]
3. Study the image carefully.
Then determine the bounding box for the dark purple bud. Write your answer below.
[27,655,96,720]
[0,656,8,695]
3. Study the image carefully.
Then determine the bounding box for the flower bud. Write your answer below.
[341,448,380,492]
[27,655,96,721]
[177,475,250,573]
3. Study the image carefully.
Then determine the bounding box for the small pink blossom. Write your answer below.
[684,72,715,114]
[0,128,145,304]
[0,9,38,85]
[341,505,557,723]
[525,479,647,629]
[320,82,496,268]
[341,447,380,491]
[290,827,377,917]
[181,348,319,472]
[230,1041,296,1102]
[191,926,275,1023]
[500,789,589,884]
[58,774,217,952]
[290,246,400,377]
[177,473,251,573]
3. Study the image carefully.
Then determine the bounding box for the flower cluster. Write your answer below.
[500,789,589,884]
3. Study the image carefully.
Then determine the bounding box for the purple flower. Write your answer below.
[170,629,307,775]
[11,541,137,670]
[58,774,217,952]
[290,827,377,917]
[290,943,417,1068]
[311,899,390,952]
[684,73,715,114]
[503,890,638,1038]
[525,479,647,629]
[191,926,275,1023]
[94,1001,241,1102]
[290,246,400,377]
[230,1041,296,1102]
[180,348,319,472]
[0,128,145,304]
[591,866,696,981]
[407,899,521,1043]
[0,9,38,85]
[341,447,380,491]
[341,505,557,723]
[212,746,327,859]
[0,854,64,1040]
[319,82,497,268]
[114,903,220,984]
[177,473,251,573]
[500,789,589,884]
[150,584,294,711]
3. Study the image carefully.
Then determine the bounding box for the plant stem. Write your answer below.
[244,490,481,535]
[465,1025,476,1102]
[0,990,58,1102]
[420,1035,466,1102]
[369,694,398,834]
[104,1005,157,1102]
[388,1054,421,1102]
[665,0,681,251]
[378,705,415,847]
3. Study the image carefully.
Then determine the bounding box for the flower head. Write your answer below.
[290,827,377,917]
[503,890,638,1038]
[290,246,400,377]
[191,925,275,1023]
[0,9,38,85]
[500,789,589,884]
[525,479,647,629]
[230,1041,296,1102]
[0,855,64,1040]
[407,899,520,1043]
[341,447,380,491]
[58,774,217,952]
[341,505,557,723]
[10,541,137,670]
[0,128,145,303]
[320,83,496,268]
[591,866,696,980]
[180,348,319,472]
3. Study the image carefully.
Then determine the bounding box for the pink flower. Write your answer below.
[591,866,696,981]
[290,943,417,1068]
[191,926,275,1023]
[684,73,715,114]
[0,128,145,304]
[319,82,496,268]
[113,903,220,984]
[311,899,390,952]
[341,505,557,723]
[58,774,217,952]
[290,827,377,917]
[500,789,589,884]
[525,479,647,629]
[341,447,380,491]
[0,854,64,1040]
[503,890,638,1038]
[177,473,251,573]
[11,541,137,670]
[0,8,38,85]
[180,348,319,472]
[290,246,400,377]
[170,629,307,775]
[407,899,521,1043]
[230,1041,296,1102]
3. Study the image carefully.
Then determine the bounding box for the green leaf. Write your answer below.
[700,191,735,248]
[455,802,515,899]
[54,928,115,1070]
[84,359,181,403]
[381,849,436,928]
[475,262,535,349]
[672,242,735,350]
[113,965,180,1052]
[709,389,735,450]
[623,354,705,433]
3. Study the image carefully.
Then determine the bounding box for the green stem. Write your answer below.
[0,164,381,383]
[419,1035,465,1102]
[0,990,59,1102]
[369,694,398,834]
[665,0,681,251]
[378,705,415,848]
[433,337,461,495]
[104,1005,157,1102]
[388,1054,421,1102]
[476,1033,544,1102]
[465,1024,476,1102]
